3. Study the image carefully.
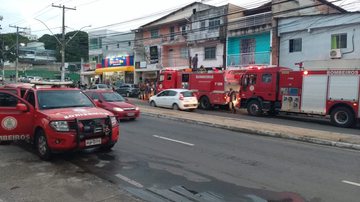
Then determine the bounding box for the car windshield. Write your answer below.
[181,91,194,97]
[37,90,94,109]
[101,92,126,102]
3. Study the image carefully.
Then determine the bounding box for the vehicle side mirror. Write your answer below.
[16,103,28,112]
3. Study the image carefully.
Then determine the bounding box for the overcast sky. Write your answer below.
[0,0,359,38]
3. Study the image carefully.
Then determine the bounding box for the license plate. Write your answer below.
[85,138,102,146]
[127,113,135,116]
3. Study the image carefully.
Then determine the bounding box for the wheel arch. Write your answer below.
[328,103,355,117]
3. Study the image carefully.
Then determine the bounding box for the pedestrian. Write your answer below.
[139,81,146,100]
[192,54,198,71]
[228,88,236,114]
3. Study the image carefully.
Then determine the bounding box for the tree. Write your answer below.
[0,33,29,63]
[38,31,89,63]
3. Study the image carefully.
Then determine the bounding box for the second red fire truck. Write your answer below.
[157,68,242,109]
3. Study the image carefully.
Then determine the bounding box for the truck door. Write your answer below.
[0,91,34,141]
[240,73,258,98]
[257,72,277,101]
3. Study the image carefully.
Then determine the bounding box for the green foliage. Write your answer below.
[38,31,89,63]
[0,33,30,62]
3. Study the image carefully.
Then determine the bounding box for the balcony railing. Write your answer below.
[161,35,187,43]
[227,51,270,67]
[228,12,272,31]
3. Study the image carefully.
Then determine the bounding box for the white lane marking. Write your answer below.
[153,135,195,146]
[116,174,144,188]
[342,180,360,187]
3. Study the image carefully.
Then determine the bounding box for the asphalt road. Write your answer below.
[130,98,360,136]
[61,115,360,202]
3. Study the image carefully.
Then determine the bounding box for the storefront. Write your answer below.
[95,56,135,84]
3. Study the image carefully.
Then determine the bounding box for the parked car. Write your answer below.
[20,76,42,83]
[149,89,198,111]
[115,83,140,97]
[85,90,140,121]
[89,84,112,90]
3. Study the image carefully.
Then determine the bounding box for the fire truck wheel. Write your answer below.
[150,101,157,107]
[199,96,211,110]
[330,107,355,128]
[172,103,180,110]
[35,130,52,160]
[247,100,263,116]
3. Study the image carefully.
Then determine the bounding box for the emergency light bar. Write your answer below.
[30,81,73,87]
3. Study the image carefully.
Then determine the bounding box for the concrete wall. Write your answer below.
[279,24,360,69]
[190,42,224,68]
[227,32,271,66]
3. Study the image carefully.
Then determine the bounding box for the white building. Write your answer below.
[278,13,360,70]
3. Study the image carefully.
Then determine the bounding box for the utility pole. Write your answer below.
[9,25,27,83]
[52,3,76,81]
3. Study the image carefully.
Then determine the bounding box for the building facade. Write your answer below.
[18,42,56,64]
[89,29,135,84]
[134,2,213,83]
[278,13,360,70]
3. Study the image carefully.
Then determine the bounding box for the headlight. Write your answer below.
[113,107,124,112]
[110,116,118,126]
[50,121,69,132]
[135,107,140,111]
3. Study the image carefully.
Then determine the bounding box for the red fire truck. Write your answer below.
[237,66,360,128]
[0,81,119,160]
[156,69,243,109]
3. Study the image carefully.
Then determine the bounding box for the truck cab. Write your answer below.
[0,82,119,160]
[239,66,292,115]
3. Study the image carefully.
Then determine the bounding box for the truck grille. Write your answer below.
[68,118,111,139]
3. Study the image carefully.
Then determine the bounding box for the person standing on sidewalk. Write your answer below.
[192,54,198,71]
[228,88,236,114]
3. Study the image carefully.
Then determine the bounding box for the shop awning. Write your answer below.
[95,66,134,74]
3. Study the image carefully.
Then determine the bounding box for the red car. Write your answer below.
[0,83,119,160]
[85,90,140,121]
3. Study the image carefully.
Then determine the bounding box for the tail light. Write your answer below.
[179,93,184,100]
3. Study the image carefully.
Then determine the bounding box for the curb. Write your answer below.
[141,112,360,151]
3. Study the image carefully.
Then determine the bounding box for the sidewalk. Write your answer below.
[0,145,141,202]
[130,98,360,150]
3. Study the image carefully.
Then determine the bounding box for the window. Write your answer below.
[25,91,36,107]
[117,43,119,48]
[170,26,175,41]
[159,75,164,82]
[90,38,102,50]
[168,91,177,96]
[182,74,189,82]
[181,25,187,36]
[0,92,18,107]
[167,74,172,80]
[158,91,169,97]
[105,45,108,50]
[151,29,159,39]
[205,47,216,60]
[128,41,131,46]
[37,91,94,109]
[209,18,220,30]
[262,73,272,83]
[331,33,347,49]
[200,21,206,31]
[91,93,100,100]
[180,47,188,58]
[289,38,302,52]
[243,74,257,86]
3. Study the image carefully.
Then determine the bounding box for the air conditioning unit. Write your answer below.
[330,49,342,59]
